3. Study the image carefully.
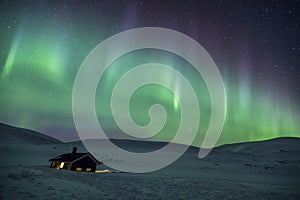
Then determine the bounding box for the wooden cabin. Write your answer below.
[49,147,101,172]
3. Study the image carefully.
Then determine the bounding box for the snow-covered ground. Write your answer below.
[1,123,300,199]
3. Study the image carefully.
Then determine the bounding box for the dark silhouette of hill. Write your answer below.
[1,122,299,154]
[0,122,62,144]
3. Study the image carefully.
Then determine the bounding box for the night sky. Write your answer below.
[1,0,300,146]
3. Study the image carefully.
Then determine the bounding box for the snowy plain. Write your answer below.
[0,123,300,199]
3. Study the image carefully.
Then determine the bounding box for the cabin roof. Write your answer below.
[49,153,101,165]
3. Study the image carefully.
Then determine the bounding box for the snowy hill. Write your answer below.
[0,123,61,145]
[0,123,300,199]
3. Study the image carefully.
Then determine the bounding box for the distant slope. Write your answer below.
[0,123,62,144]
[78,136,300,155]
[1,122,299,154]
[216,137,300,155]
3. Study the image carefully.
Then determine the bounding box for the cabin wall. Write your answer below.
[50,161,71,170]
[71,156,97,172]
[50,161,60,169]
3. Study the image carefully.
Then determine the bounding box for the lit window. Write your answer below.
[76,167,82,171]
[60,162,65,169]
[86,168,91,172]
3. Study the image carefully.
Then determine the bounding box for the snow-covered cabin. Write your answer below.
[49,147,101,172]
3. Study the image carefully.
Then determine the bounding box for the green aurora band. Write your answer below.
[1,24,300,147]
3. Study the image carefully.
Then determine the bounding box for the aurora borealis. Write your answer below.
[1,0,300,146]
